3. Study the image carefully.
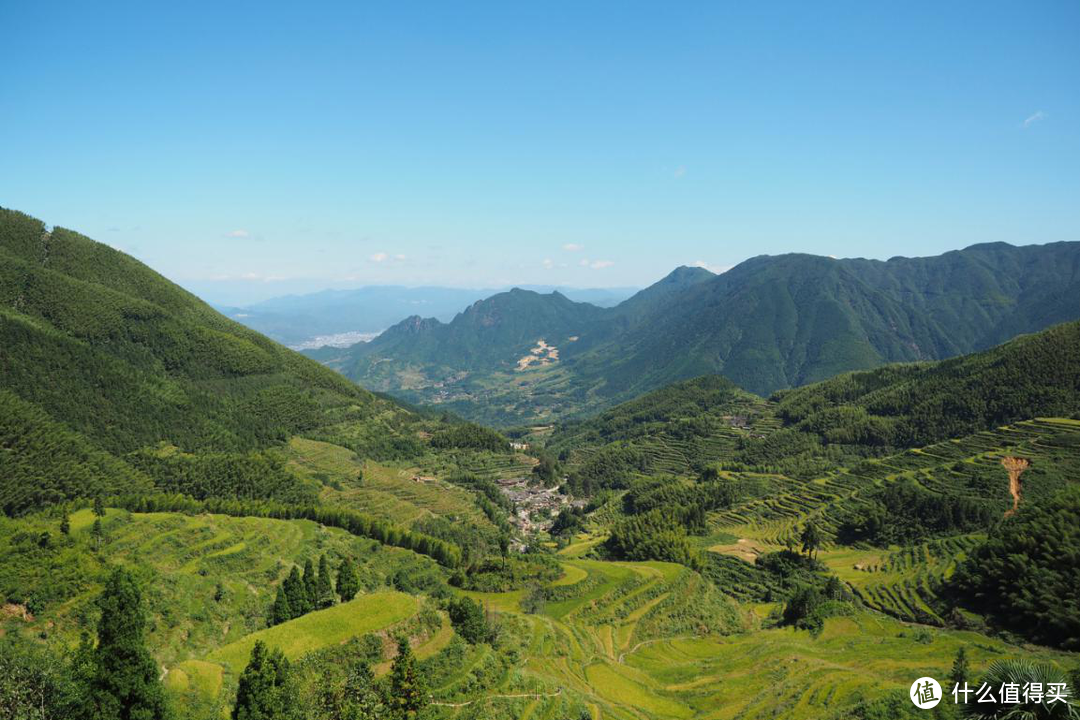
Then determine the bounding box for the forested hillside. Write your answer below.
[316,243,1080,426]
[551,320,1080,490]
[0,207,454,514]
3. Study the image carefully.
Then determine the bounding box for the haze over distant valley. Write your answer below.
[217,284,637,349]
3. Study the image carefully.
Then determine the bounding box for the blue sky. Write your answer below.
[2,1,1078,304]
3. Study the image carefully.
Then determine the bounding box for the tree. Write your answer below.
[781,585,825,636]
[302,559,318,613]
[447,597,489,644]
[269,587,292,626]
[950,646,970,689]
[315,661,383,720]
[386,637,427,720]
[498,534,510,567]
[60,514,71,536]
[952,486,1080,650]
[799,522,822,560]
[316,555,336,609]
[341,662,383,720]
[283,567,308,618]
[232,641,298,720]
[335,561,360,602]
[89,567,169,720]
[92,518,104,551]
[93,496,106,518]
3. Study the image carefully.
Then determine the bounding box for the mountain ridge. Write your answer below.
[314,240,1080,425]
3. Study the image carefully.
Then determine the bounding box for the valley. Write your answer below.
[2,209,1078,720]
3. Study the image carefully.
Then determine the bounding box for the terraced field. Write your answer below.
[208,591,419,671]
[699,418,1080,627]
[431,551,1075,719]
[0,507,439,664]
[287,438,495,529]
[710,418,1080,547]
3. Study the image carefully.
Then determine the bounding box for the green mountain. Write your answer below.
[0,207,444,514]
[313,242,1080,425]
[4,208,1080,720]
[550,320,1080,489]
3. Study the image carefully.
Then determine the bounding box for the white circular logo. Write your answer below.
[910,677,942,709]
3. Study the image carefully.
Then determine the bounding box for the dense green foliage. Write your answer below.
[446,597,492,644]
[232,641,298,720]
[84,568,170,720]
[0,207,460,515]
[605,510,702,569]
[952,486,1080,650]
[836,480,997,545]
[776,320,1080,449]
[429,423,508,453]
[385,637,427,720]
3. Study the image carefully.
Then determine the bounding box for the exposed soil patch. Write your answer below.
[1001,456,1030,517]
[516,339,559,370]
[1,603,34,622]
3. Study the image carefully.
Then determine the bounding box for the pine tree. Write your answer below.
[302,559,318,613]
[90,567,169,720]
[283,567,307,618]
[335,560,360,602]
[93,496,106,518]
[269,587,292,626]
[950,646,970,688]
[342,661,383,719]
[232,640,297,720]
[92,518,104,550]
[60,514,71,536]
[386,636,427,720]
[316,555,335,608]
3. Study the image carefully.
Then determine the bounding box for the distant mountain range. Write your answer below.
[218,285,638,348]
[307,241,1080,426]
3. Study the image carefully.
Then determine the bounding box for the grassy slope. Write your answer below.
[208,592,418,672]
[0,508,439,664]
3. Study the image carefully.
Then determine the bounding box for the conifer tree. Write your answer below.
[283,568,307,619]
[950,646,970,688]
[316,555,335,608]
[60,514,71,536]
[93,495,106,518]
[269,587,292,626]
[342,661,383,719]
[232,641,297,720]
[92,518,104,550]
[302,559,318,613]
[90,567,169,720]
[335,560,360,602]
[386,636,427,720]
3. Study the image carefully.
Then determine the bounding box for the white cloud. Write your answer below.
[588,259,615,270]
[370,251,407,264]
[1023,110,1046,128]
[542,258,554,269]
[673,165,687,178]
[562,243,584,252]
[226,229,250,238]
